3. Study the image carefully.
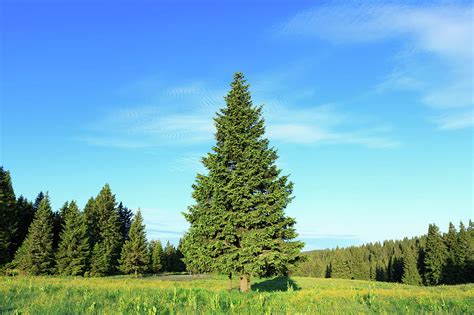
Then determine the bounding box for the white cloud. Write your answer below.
[279,1,473,131]
[422,81,474,109]
[140,207,189,240]
[432,110,474,130]
[280,2,473,61]
[80,77,399,150]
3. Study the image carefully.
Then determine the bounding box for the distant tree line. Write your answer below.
[0,167,185,276]
[294,221,474,286]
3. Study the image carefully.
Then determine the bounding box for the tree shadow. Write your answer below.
[251,276,301,292]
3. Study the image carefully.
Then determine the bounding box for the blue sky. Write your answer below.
[1,0,472,250]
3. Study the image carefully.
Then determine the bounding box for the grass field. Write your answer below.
[1,275,473,314]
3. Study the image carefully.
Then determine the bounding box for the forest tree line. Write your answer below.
[294,221,474,286]
[0,167,185,276]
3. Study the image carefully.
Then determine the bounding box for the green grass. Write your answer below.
[1,275,473,314]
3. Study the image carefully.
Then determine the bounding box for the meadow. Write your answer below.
[1,275,473,314]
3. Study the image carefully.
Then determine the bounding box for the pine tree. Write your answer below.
[0,167,17,265]
[466,220,474,282]
[182,73,303,292]
[119,210,149,276]
[175,238,186,272]
[424,224,447,285]
[401,246,422,285]
[55,201,90,276]
[443,222,458,284]
[12,195,35,257]
[52,202,69,251]
[13,195,54,275]
[33,192,45,210]
[83,197,98,249]
[163,241,176,272]
[117,202,133,241]
[150,240,164,273]
[90,184,122,276]
[330,251,351,279]
[455,222,469,283]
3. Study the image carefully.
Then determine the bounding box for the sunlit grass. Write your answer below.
[1,275,473,314]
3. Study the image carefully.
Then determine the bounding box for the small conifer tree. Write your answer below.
[150,240,164,273]
[119,210,149,276]
[13,195,54,275]
[401,246,422,285]
[424,224,447,285]
[90,184,122,276]
[55,201,90,276]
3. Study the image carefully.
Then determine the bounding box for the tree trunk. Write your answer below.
[240,274,250,292]
[229,273,232,291]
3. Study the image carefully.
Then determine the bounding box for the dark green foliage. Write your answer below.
[401,245,422,285]
[443,222,458,284]
[182,73,303,290]
[83,197,98,249]
[89,184,123,276]
[163,241,176,272]
[55,201,90,276]
[455,222,469,280]
[119,210,149,275]
[424,224,447,285]
[149,240,163,273]
[0,167,17,265]
[33,192,45,210]
[117,202,133,241]
[296,221,472,286]
[175,239,186,272]
[52,202,69,251]
[13,195,55,275]
[466,220,474,282]
[12,195,35,256]
[330,251,351,279]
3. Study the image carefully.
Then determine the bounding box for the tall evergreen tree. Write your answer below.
[175,238,186,272]
[163,241,176,272]
[466,220,474,282]
[55,201,90,276]
[150,240,164,273]
[455,222,470,283]
[443,222,458,284]
[89,184,122,276]
[330,251,351,279]
[424,224,447,285]
[119,210,149,275]
[401,246,422,285]
[117,202,133,241]
[83,197,98,249]
[0,167,17,265]
[52,202,69,251]
[13,195,54,275]
[33,191,45,210]
[12,195,35,256]
[182,73,303,292]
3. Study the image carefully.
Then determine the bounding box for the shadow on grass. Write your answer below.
[251,276,301,292]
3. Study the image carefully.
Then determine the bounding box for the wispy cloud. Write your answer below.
[79,77,399,150]
[279,1,473,130]
[140,207,188,241]
[432,110,474,130]
[263,104,399,148]
[279,2,472,60]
